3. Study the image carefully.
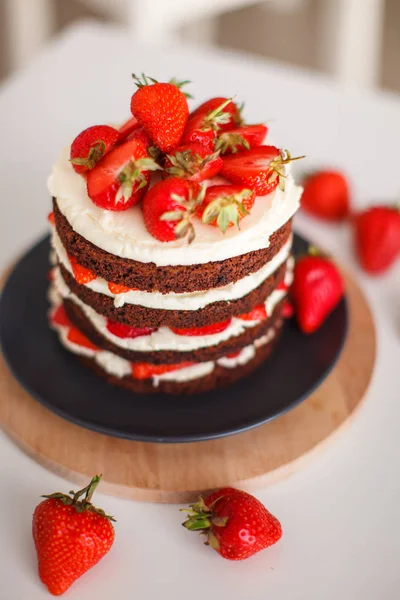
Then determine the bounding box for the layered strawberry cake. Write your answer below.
[47,76,303,394]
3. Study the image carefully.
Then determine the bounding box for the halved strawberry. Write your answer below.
[215,124,268,155]
[70,125,120,174]
[51,305,70,327]
[221,146,304,196]
[282,300,294,319]
[182,99,234,151]
[67,327,98,350]
[164,143,223,182]
[69,255,96,285]
[132,361,194,380]
[170,320,231,336]
[47,212,55,225]
[106,319,156,339]
[87,138,161,211]
[198,184,256,233]
[108,282,132,294]
[142,177,202,243]
[118,116,139,141]
[238,304,267,321]
[190,97,242,131]
[225,350,241,359]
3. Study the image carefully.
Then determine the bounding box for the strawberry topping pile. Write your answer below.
[67,74,303,242]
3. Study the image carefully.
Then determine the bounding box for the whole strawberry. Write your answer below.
[353,205,400,274]
[32,475,115,596]
[130,74,189,152]
[292,253,344,334]
[182,487,282,560]
[70,125,120,174]
[301,170,350,221]
[164,143,223,182]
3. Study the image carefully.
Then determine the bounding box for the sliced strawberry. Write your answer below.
[67,327,98,350]
[47,212,55,225]
[215,124,268,154]
[164,143,223,182]
[225,350,241,359]
[276,280,288,292]
[70,125,120,174]
[118,116,139,141]
[190,97,242,131]
[221,146,304,196]
[142,177,202,243]
[106,319,156,339]
[198,184,256,233]
[132,361,194,380]
[282,300,294,319]
[182,99,235,151]
[87,138,160,211]
[69,255,96,285]
[51,305,70,327]
[170,320,231,337]
[239,304,267,321]
[47,269,55,282]
[108,282,132,294]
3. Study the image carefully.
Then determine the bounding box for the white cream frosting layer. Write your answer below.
[49,287,280,384]
[53,261,293,353]
[48,146,302,267]
[51,228,292,311]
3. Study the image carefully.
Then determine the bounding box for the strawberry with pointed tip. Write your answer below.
[190,97,242,131]
[353,205,400,274]
[182,99,234,151]
[292,251,344,334]
[221,146,304,196]
[164,143,223,182]
[130,74,189,152]
[106,319,156,339]
[142,177,202,243]
[32,475,115,596]
[301,170,350,221]
[170,320,231,337]
[198,184,255,233]
[87,138,161,211]
[182,487,282,561]
[215,124,268,154]
[70,125,120,174]
[132,361,194,380]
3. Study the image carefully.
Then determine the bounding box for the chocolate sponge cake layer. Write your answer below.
[53,198,292,294]
[79,327,282,395]
[59,260,287,328]
[63,297,284,365]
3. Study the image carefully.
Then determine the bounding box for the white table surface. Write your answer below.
[0,22,399,600]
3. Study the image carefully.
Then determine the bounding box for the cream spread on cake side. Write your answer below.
[52,263,293,353]
[51,228,292,311]
[48,146,302,267]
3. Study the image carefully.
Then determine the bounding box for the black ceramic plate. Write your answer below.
[0,235,347,443]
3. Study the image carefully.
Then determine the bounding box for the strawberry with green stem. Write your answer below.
[190,97,242,130]
[199,184,255,233]
[70,125,120,174]
[215,124,268,154]
[182,98,235,151]
[32,475,115,596]
[164,143,223,182]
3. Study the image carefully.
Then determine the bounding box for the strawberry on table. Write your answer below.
[292,252,344,334]
[221,146,304,196]
[301,170,350,221]
[353,205,400,274]
[132,361,193,380]
[182,99,235,151]
[164,143,223,182]
[106,319,156,339]
[198,184,256,233]
[32,475,115,596]
[69,255,97,284]
[215,124,268,154]
[130,74,189,152]
[182,487,282,561]
[170,320,231,336]
[142,177,203,243]
[190,97,242,131]
[87,138,161,211]
[70,125,120,174]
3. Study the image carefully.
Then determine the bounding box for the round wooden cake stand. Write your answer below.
[0,270,375,503]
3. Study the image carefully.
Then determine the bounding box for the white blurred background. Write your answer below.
[1,0,400,92]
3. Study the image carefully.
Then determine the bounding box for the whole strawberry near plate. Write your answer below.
[0,234,347,443]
